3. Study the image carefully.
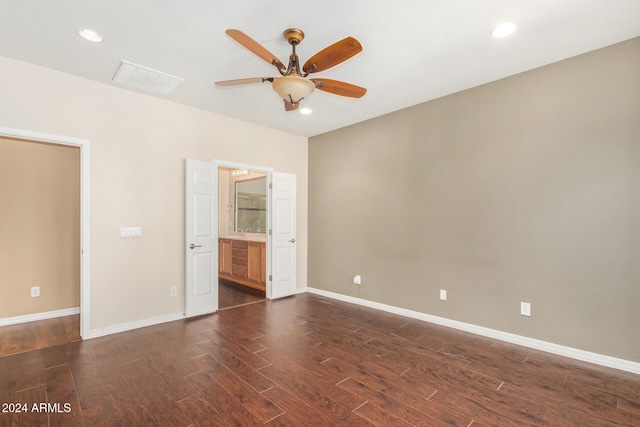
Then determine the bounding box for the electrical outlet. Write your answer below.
[520,302,531,316]
[440,289,447,300]
[170,286,177,297]
[353,275,361,285]
[31,286,40,298]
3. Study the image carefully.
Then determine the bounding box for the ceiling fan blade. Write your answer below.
[284,101,299,112]
[303,37,362,73]
[311,78,367,98]
[226,29,286,71]
[215,77,273,87]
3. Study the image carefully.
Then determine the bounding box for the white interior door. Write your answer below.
[185,159,218,317]
[270,172,296,299]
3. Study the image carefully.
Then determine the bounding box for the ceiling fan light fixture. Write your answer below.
[272,75,315,104]
[216,28,365,111]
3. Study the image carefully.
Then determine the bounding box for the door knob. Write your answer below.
[189,243,202,249]
[289,238,296,243]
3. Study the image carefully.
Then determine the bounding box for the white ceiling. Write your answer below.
[1,1,639,137]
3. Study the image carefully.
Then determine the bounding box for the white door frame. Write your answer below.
[213,159,273,297]
[0,126,91,338]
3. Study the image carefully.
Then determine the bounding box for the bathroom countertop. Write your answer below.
[219,235,267,243]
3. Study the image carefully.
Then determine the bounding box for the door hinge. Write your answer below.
[269,275,272,281]
[269,183,273,189]
[269,229,272,235]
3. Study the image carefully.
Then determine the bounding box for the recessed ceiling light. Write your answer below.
[300,107,312,115]
[77,28,104,43]
[491,22,516,38]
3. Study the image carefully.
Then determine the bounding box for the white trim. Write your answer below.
[0,127,88,146]
[0,307,80,327]
[306,287,640,375]
[0,126,91,339]
[213,159,274,175]
[87,312,186,339]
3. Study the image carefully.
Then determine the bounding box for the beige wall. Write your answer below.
[309,38,640,362]
[0,56,308,331]
[0,137,80,317]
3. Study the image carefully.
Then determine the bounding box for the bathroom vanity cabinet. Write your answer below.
[218,238,266,291]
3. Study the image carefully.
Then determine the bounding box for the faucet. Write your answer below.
[237,228,245,238]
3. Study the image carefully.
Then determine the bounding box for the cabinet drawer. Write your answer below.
[232,248,248,259]
[232,257,248,266]
[232,240,248,250]
[232,264,247,278]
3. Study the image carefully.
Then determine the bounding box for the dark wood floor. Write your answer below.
[218,279,265,310]
[0,314,80,358]
[1,293,639,426]
[0,282,262,359]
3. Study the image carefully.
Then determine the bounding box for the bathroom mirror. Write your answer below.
[235,176,267,233]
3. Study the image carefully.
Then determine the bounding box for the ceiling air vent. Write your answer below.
[112,60,185,96]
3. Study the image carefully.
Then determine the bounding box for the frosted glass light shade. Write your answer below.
[272,75,315,103]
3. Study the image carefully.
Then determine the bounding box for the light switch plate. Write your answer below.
[120,227,142,238]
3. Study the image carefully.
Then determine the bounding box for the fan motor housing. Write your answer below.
[283,28,305,45]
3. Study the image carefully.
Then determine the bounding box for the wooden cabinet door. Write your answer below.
[219,239,232,275]
[247,242,261,282]
[260,242,266,284]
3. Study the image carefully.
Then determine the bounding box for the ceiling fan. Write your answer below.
[215,28,366,111]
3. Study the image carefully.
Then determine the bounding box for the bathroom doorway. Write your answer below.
[185,158,296,316]
[217,165,268,309]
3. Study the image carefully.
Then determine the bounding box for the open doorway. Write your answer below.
[217,166,268,309]
[0,126,90,340]
[185,158,296,316]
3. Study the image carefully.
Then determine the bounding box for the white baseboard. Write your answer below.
[306,287,640,375]
[88,312,186,339]
[0,307,80,327]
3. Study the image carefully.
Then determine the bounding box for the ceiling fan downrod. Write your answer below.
[278,28,315,78]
